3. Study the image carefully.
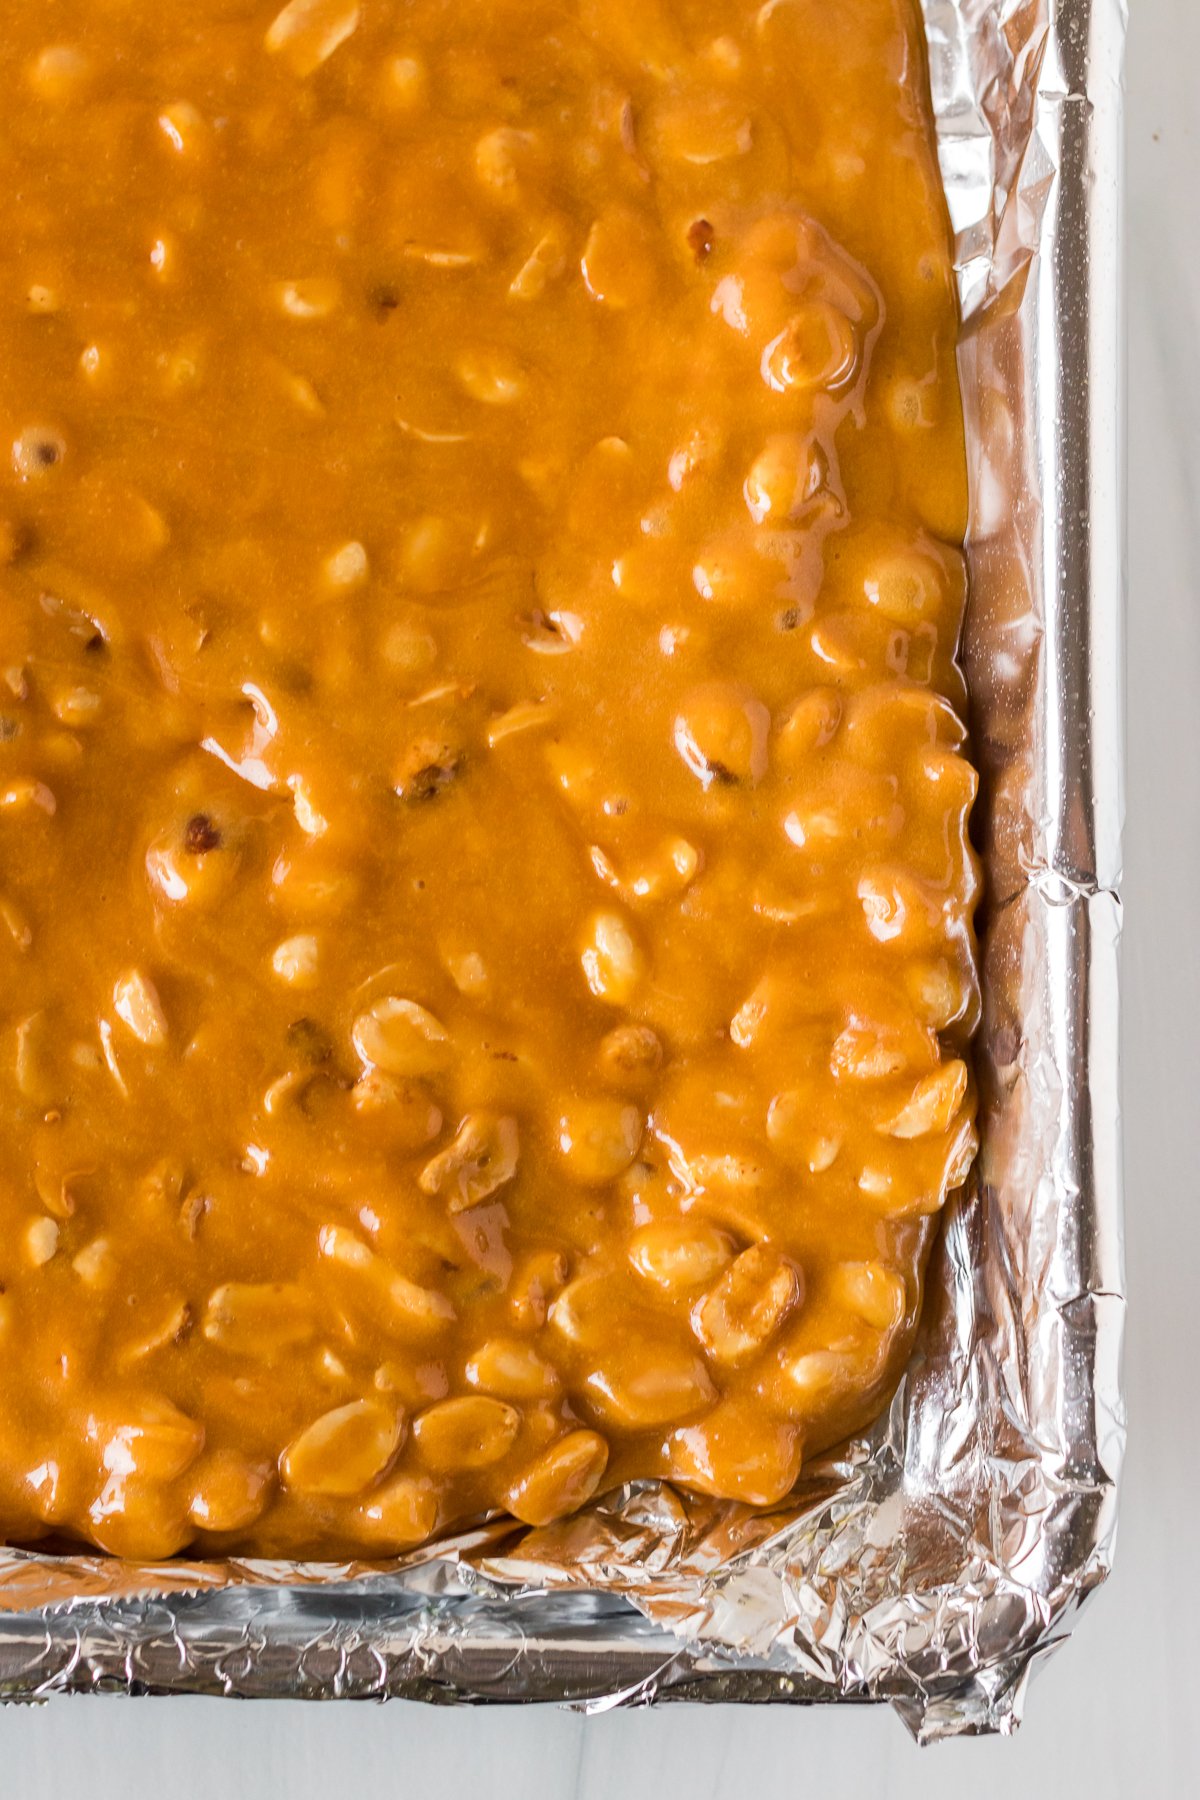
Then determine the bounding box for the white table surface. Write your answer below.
[4,4,1193,1791]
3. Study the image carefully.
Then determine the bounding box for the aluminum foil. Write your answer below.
[0,0,1126,1740]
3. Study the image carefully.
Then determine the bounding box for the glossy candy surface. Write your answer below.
[0,0,976,1556]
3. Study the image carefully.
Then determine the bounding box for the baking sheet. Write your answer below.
[0,0,1126,1740]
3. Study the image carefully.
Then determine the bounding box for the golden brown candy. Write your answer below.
[0,0,975,1558]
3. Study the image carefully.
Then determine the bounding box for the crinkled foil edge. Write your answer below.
[0,0,1127,1741]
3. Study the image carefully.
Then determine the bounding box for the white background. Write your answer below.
[4,3,1194,1791]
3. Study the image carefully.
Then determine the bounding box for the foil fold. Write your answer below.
[0,0,1126,1740]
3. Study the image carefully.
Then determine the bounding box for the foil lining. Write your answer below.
[0,0,1126,1740]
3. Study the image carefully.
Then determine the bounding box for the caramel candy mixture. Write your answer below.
[0,0,978,1557]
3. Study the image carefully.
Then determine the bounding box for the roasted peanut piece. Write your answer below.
[456,346,526,406]
[545,1274,610,1349]
[411,1396,520,1471]
[318,1225,455,1338]
[351,996,451,1078]
[353,1474,439,1549]
[596,1023,663,1090]
[580,910,645,1005]
[880,1060,968,1138]
[202,1282,317,1355]
[509,227,568,299]
[275,278,341,320]
[188,1452,272,1533]
[829,1260,907,1332]
[280,1399,402,1498]
[24,1216,59,1267]
[466,1336,561,1400]
[761,302,858,394]
[784,1346,863,1410]
[692,1244,803,1365]
[743,434,822,523]
[557,1099,642,1185]
[504,1429,610,1526]
[86,1480,192,1560]
[668,1403,802,1506]
[351,1070,443,1147]
[112,969,168,1046]
[510,1250,569,1331]
[589,836,700,904]
[270,933,321,987]
[581,210,658,308]
[582,1342,716,1430]
[418,1112,519,1211]
[674,684,770,788]
[629,1219,733,1293]
[72,1236,115,1287]
[88,1398,205,1483]
[322,540,369,592]
[765,1089,842,1173]
[831,1017,935,1082]
[265,1,360,79]
[27,45,92,104]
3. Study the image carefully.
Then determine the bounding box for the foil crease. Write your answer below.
[0,0,1126,1740]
